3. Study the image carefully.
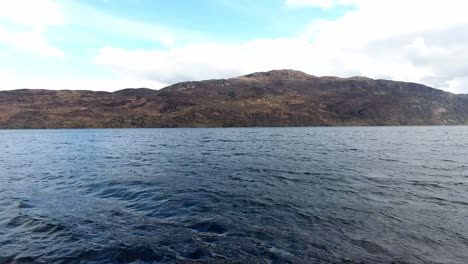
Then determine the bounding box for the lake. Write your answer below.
[0,127,467,263]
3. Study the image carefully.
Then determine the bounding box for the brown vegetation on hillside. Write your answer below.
[1,70,467,128]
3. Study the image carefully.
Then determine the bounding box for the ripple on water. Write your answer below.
[0,127,468,263]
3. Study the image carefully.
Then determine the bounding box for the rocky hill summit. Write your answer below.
[1,70,467,128]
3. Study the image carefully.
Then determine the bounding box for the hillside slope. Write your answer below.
[1,70,467,128]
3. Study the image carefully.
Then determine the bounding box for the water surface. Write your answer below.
[0,127,467,263]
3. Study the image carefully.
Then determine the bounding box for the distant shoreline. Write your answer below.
[0,124,467,131]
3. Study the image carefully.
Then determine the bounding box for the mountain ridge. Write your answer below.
[1,70,467,128]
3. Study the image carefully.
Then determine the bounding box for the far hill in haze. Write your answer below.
[1,70,467,128]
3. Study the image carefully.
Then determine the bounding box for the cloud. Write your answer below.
[60,1,205,48]
[0,0,66,58]
[93,0,468,93]
[446,77,468,94]
[0,0,64,31]
[94,39,322,84]
[0,28,66,59]
[0,74,167,91]
[298,0,468,92]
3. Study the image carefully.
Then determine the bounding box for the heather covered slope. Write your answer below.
[1,70,467,128]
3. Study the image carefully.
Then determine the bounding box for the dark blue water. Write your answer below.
[0,127,467,264]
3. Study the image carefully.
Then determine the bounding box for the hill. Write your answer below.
[1,70,467,128]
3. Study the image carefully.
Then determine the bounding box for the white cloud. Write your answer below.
[59,1,204,48]
[446,77,468,94]
[0,75,167,91]
[94,39,322,84]
[0,0,64,31]
[0,28,66,59]
[0,0,66,58]
[93,0,468,93]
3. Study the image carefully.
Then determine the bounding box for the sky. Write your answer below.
[0,0,468,94]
